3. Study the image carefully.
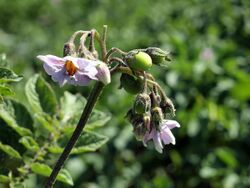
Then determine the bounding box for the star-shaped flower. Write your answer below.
[37,55,110,86]
[143,120,180,153]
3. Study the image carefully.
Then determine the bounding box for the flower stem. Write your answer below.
[106,47,127,61]
[113,67,133,76]
[45,82,105,188]
[147,79,176,116]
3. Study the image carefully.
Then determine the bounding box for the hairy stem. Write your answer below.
[45,25,108,187]
[113,66,133,76]
[94,25,108,61]
[68,30,89,43]
[106,47,127,61]
[44,82,104,188]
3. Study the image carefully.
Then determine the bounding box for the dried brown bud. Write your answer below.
[63,42,76,57]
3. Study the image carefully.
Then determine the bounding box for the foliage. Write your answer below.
[0,0,250,187]
[0,70,109,187]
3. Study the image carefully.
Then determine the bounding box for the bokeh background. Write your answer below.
[0,0,250,187]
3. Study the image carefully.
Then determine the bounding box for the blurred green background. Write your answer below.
[1,0,250,187]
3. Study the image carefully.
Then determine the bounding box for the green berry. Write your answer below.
[120,74,143,94]
[127,51,152,71]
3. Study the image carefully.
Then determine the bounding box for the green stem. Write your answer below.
[94,25,108,61]
[113,67,133,76]
[45,82,105,188]
[106,47,127,60]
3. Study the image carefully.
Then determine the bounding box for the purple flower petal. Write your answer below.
[38,55,65,75]
[78,66,98,80]
[43,62,64,75]
[142,119,180,153]
[162,120,180,129]
[153,131,163,153]
[77,58,98,70]
[37,55,64,64]
[161,127,176,145]
[51,68,67,87]
[74,72,92,86]
[143,128,156,146]
[96,63,111,85]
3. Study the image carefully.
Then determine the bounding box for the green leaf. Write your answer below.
[25,74,57,115]
[59,91,110,130]
[0,174,9,183]
[0,119,26,155]
[10,182,25,188]
[59,91,86,124]
[231,82,250,101]
[49,131,108,154]
[19,136,39,152]
[215,148,238,168]
[33,113,54,131]
[57,169,74,186]
[85,110,111,130]
[0,99,33,136]
[74,131,108,152]
[0,142,21,159]
[0,85,14,96]
[30,163,73,186]
[0,67,23,83]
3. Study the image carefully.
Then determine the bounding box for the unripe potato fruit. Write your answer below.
[127,52,152,71]
[120,74,143,94]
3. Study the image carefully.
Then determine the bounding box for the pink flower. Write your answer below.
[200,48,214,61]
[143,120,180,153]
[37,55,110,87]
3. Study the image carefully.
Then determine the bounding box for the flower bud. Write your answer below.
[151,107,164,129]
[160,97,176,116]
[126,109,142,125]
[149,92,161,108]
[96,62,111,85]
[143,114,151,131]
[120,74,143,94]
[133,113,151,141]
[63,42,76,57]
[133,122,147,141]
[125,51,152,71]
[133,93,151,114]
[145,47,171,66]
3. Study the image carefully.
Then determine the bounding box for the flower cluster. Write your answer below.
[126,86,180,153]
[126,73,180,153]
[37,28,180,154]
